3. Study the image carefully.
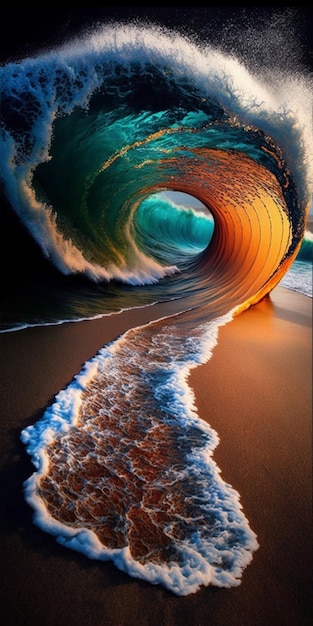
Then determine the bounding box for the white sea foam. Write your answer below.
[20,307,261,595]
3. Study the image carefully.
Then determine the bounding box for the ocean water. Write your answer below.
[280,229,313,298]
[1,17,312,596]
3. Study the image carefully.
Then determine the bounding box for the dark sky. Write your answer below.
[1,6,312,71]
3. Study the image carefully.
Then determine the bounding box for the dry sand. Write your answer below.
[0,286,312,626]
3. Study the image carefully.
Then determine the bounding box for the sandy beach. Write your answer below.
[0,285,312,626]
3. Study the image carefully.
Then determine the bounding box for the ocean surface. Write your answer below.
[1,14,312,596]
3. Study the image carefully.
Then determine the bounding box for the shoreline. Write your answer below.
[189,286,312,624]
[0,286,312,625]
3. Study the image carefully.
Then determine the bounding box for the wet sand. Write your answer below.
[0,286,312,626]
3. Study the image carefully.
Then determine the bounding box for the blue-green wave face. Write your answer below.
[133,194,214,265]
[32,100,219,279]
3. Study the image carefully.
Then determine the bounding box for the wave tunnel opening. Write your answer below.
[133,191,215,269]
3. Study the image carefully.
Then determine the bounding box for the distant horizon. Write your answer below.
[159,191,211,214]
[161,191,313,221]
